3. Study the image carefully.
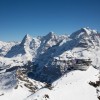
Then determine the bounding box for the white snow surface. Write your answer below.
[25,66,99,100]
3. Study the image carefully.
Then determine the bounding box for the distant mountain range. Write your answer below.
[0,27,100,100]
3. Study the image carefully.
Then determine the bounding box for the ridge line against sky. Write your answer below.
[0,0,100,41]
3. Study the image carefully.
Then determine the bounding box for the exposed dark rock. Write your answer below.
[89,81,100,88]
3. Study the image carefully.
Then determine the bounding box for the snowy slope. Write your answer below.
[25,66,99,100]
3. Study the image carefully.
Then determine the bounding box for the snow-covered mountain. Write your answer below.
[0,41,19,56]
[0,27,100,100]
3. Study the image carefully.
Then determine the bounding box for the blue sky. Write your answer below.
[0,0,100,41]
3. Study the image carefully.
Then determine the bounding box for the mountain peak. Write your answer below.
[83,27,90,30]
[21,34,32,46]
[24,34,31,39]
[82,27,97,34]
[70,27,97,39]
[43,32,56,40]
[82,27,92,34]
[47,31,55,37]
